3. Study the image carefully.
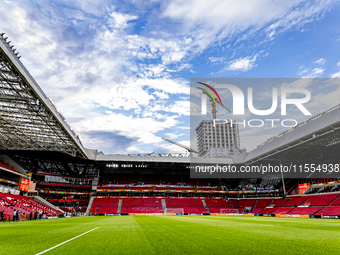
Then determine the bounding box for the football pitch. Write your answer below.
[1,216,340,255]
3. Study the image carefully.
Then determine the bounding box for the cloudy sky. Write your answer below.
[1,0,340,154]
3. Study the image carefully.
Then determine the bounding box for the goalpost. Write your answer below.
[167,208,184,215]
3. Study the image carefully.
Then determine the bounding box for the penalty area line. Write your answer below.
[35,227,99,255]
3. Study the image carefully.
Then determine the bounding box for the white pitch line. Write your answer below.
[35,227,99,255]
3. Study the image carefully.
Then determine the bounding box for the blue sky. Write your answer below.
[1,0,340,154]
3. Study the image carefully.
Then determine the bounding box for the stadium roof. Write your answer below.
[245,104,340,164]
[0,34,88,159]
[96,153,234,164]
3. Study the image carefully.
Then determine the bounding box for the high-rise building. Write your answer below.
[195,120,241,157]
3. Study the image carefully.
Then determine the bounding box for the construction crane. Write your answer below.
[203,91,231,119]
[161,137,199,154]
[196,82,231,119]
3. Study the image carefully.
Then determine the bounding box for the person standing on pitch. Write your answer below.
[13,209,16,222]
[17,210,20,222]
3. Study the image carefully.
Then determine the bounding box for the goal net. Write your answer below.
[167,208,184,215]
[220,208,236,214]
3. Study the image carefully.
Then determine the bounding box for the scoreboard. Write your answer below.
[19,178,29,192]
[298,183,310,194]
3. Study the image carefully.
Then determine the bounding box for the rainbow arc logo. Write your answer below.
[197,82,223,107]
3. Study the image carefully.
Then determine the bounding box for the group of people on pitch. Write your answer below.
[0,209,45,222]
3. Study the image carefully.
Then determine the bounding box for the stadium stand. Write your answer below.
[228,198,257,212]
[303,194,339,206]
[268,198,289,207]
[315,206,340,216]
[238,199,257,213]
[260,207,277,214]
[331,195,340,205]
[165,198,208,214]
[205,198,237,213]
[252,198,273,214]
[283,196,309,207]
[121,198,163,213]
[47,198,89,213]
[0,192,61,219]
[288,206,323,215]
[251,193,340,216]
[90,198,120,214]
[271,207,295,214]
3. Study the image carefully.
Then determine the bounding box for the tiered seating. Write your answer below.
[229,199,239,210]
[99,175,137,186]
[78,198,89,213]
[330,195,340,205]
[99,175,221,190]
[87,193,340,216]
[90,198,119,214]
[166,198,207,214]
[238,199,256,212]
[283,196,308,207]
[121,198,163,213]
[269,198,289,207]
[205,198,237,213]
[255,198,274,208]
[98,185,222,192]
[252,198,273,214]
[160,176,179,185]
[315,207,340,216]
[260,207,277,214]
[0,192,61,216]
[251,194,340,216]
[56,198,89,213]
[303,194,339,206]
[252,208,264,214]
[228,199,256,213]
[38,187,90,193]
[271,207,294,214]
[289,206,323,215]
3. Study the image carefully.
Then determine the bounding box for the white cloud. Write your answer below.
[153,91,169,99]
[162,0,334,50]
[158,139,191,154]
[208,57,225,64]
[298,66,325,78]
[126,145,141,153]
[226,55,258,72]
[109,12,138,30]
[331,71,340,78]
[164,133,182,140]
[331,62,340,78]
[76,111,179,145]
[0,0,336,153]
[305,67,325,78]
[314,58,326,65]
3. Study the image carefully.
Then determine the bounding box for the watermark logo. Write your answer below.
[199,83,311,116]
[198,82,312,128]
[197,82,224,116]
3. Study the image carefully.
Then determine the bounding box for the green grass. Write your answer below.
[1,216,340,255]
